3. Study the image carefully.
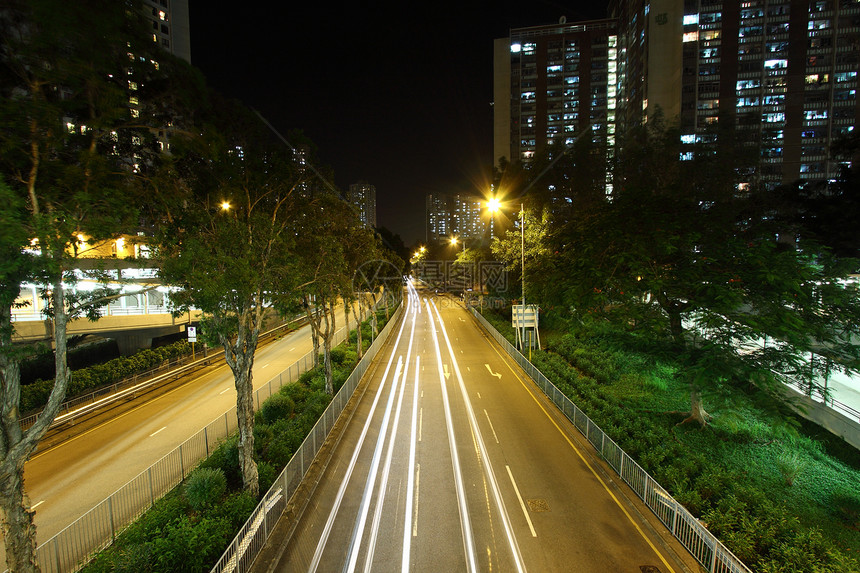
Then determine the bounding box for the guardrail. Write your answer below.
[469,307,752,573]
[27,302,398,573]
[209,301,403,573]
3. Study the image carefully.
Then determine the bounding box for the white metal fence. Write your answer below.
[30,302,400,573]
[469,308,752,573]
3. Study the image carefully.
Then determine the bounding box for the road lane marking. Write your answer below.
[419,408,423,442]
[431,301,525,573]
[261,363,269,369]
[484,334,678,573]
[149,427,167,437]
[485,364,502,378]
[506,466,537,537]
[219,387,231,395]
[427,299,478,573]
[412,463,421,537]
[484,410,499,443]
[32,500,45,510]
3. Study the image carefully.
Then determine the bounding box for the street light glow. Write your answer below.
[487,197,501,214]
[220,201,231,211]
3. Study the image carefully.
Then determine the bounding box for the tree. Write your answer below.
[532,118,860,426]
[155,98,307,497]
[0,2,165,569]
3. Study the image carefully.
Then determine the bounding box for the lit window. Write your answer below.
[158,10,166,20]
[683,14,699,25]
[763,112,785,123]
[683,31,699,42]
[511,43,522,53]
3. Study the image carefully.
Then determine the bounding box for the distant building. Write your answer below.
[347,183,378,227]
[494,0,860,190]
[425,193,489,244]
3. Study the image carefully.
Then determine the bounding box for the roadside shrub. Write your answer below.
[198,436,241,490]
[185,468,227,511]
[150,515,232,572]
[257,392,295,425]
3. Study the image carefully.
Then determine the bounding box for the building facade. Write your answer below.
[142,0,191,63]
[495,0,860,189]
[348,183,378,228]
[425,193,491,244]
[493,18,619,167]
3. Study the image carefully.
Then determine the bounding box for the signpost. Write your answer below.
[512,304,540,358]
[187,325,197,359]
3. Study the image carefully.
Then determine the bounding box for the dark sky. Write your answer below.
[188,2,609,245]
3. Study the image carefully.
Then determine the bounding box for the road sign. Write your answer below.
[512,304,539,329]
[187,326,197,343]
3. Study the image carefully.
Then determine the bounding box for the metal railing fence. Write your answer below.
[469,308,752,573]
[30,302,399,573]
[209,302,403,573]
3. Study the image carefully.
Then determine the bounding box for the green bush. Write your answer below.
[150,515,232,572]
[184,468,227,511]
[256,392,295,425]
[21,340,193,413]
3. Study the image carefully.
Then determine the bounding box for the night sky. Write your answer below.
[189,2,609,245]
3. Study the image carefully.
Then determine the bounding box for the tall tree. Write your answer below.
[0,2,165,569]
[155,99,307,497]
[534,119,860,426]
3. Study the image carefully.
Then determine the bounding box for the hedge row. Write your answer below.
[21,340,194,413]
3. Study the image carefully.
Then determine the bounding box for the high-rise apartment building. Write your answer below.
[425,193,490,244]
[142,0,191,63]
[495,0,860,189]
[493,17,619,167]
[348,183,378,228]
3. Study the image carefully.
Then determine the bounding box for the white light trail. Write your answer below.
[431,300,528,573]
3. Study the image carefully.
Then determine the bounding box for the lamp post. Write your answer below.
[450,236,468,295]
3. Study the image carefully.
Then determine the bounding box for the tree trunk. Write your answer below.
[303,295,321,368]
[352,303,363,359]
[233,363,258,497]
[343,298,351,348]
[221,311,260,497]
[322,300,335,395]
[679,387,711,427]
[0,274,73,573]
[0,467,38,573]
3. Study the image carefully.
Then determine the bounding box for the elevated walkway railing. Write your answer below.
[468,307,751,573]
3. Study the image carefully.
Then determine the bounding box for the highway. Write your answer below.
[18,306,357,560]
[256,281,696,573]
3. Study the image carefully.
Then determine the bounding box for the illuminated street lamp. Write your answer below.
[220,201,231,211]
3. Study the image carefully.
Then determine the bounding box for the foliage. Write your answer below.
[184,468,227,512]
[21,340,192,412]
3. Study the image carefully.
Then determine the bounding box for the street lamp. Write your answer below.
[220,201,231,211]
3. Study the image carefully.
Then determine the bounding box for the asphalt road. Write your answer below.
[258,282,697,573]
[18,306,356,556]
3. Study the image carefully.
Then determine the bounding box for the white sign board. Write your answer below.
[187,326,197,343]
[512,304,539,329]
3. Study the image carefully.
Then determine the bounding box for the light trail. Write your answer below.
[308,286,414,573]
[426,298,478,573]
[431,300,528,573]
